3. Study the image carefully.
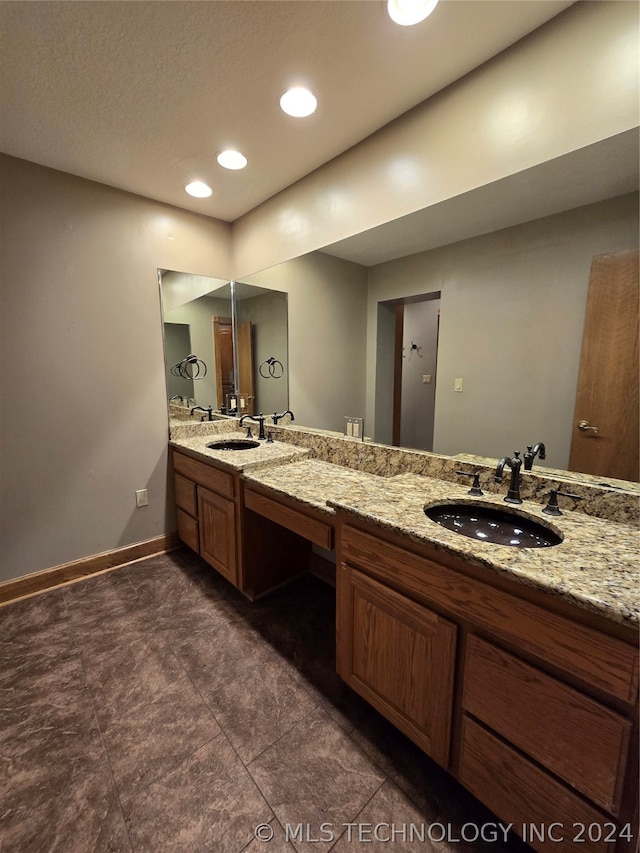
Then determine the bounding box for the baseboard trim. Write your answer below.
[0,533,180,606]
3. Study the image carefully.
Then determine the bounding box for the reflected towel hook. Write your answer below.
[171,354,208,380]
[259,356,284,379]
[402,341,423,359]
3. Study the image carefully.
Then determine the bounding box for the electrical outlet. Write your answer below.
[422,374,432,384]
[135,489,148,508]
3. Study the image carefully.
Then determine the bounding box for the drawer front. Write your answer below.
[463,636,629,814]
[174,472,197,516]
[459,716,616,853]
[176,507,199,553]
[341,524,638,705]
[245,488,333,549]
[173,450,234,499]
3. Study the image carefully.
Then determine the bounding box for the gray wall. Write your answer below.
[366,193,639,469]
[0,155,232,583]
[244,252,368,433]
[237,291,289,416]
[163,294,231,409]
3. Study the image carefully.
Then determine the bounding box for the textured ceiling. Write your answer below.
[1,0,573,223]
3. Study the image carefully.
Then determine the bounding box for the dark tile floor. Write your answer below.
[1,549,532,852]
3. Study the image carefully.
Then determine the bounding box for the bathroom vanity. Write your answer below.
[169,422,639,853]
[335,513,637,853]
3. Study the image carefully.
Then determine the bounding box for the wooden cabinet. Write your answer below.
[335,514,639,853]
[198,486,236,584]
[459,717,617,853]
[337,563,456,767]
[462,635,630,816]
[172,448,239,587]
[172,449,312,599]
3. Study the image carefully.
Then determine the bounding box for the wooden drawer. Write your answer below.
[176,507,199,553]
[174,472,197,516]
[341,524,638,704]
[459,716,616,853]
[173,450,234,499]
[463,636,630,814]
[245,488,333,549]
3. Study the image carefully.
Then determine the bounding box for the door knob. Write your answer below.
[577,420,599,434]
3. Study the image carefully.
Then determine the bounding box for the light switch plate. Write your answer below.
[344,416,364,440]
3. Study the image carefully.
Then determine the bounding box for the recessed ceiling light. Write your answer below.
[387,0,438,26]
[280,87,317,118]
[217,150,248,170]
[185,181,212,198]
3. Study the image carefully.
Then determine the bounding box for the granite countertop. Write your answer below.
[242,459,385,515]
[170,431,310,473]
[244,460,639,628]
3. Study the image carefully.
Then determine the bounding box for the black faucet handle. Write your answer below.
[542,488,583,516]
[455,470,483,496]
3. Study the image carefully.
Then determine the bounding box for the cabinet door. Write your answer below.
[198,486,237,585]
[337,563,456,768]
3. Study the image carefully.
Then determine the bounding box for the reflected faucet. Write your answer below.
[524,442,546,471]
[494,451,523,504]
[272,410,295,425]
[240,413,267,440]
[190,405,213,422]
[170,395,184,403]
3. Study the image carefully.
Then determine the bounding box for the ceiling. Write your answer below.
[1,0,574,224]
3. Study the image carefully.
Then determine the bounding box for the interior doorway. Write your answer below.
[392,293,441,450]
[212,316,256,413]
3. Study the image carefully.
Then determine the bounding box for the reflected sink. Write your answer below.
[424,502,562,548]
[207,439,261,451]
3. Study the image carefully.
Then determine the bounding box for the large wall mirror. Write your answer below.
[235,133,639,486]
[158,133,638,487]
[160,270,289,417]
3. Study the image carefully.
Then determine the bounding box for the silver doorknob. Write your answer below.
[578,420,599,435]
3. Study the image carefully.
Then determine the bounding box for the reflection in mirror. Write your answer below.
[160,271,229,413]
[235,282,289,417]
[159,270,289,418]
[237,193,639,487]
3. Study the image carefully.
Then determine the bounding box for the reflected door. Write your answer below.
[213,317,234,408]
[569,250,639,481]
[213,316,255,413]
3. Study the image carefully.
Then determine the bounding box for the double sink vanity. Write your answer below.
[169,414,639,853]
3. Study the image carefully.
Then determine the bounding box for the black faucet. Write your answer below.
[494,451,523,504]
[190,405,213,422]
[239,413,267,440]
[272,410,295,425]
[170,395,184,403]
[524,442,546,471]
